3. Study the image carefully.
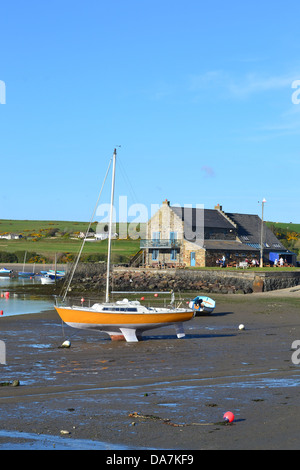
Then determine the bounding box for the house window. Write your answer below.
[170,231,177,241]
[152,231,160,240]
[170,249,177,261]
[152,250,159,261]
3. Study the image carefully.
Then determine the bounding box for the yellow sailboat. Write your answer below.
[55,149,195,342]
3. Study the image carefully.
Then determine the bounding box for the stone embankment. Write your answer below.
[4,263,299,295]
[70,267,300,294]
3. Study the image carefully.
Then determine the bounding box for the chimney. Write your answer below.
[163,199,170,206]
[215,203,222,211]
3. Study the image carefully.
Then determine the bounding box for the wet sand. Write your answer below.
[0,288,300,450]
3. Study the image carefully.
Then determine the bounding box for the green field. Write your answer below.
[0,219,97,235]
[266,221,300,232]
[0,219,141,263]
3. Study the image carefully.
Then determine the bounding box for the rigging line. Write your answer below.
[117,155,139,205]
[61,155,113,302]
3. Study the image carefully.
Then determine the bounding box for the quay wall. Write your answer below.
[2,263,299,294]
[71,267,300,294]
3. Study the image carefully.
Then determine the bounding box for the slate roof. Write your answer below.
[170,206,236,242]
[171,207,235,229]
[203,240,256,251]
[170,205,286,252]
[226,213,286,251]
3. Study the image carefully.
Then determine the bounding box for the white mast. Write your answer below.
[105,148,117,303]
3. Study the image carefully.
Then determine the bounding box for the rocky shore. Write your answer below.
[71,269,254,294]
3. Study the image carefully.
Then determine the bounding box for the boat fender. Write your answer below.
[60,340,71,348]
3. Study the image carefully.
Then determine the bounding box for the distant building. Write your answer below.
[0,233,21,240]
[78,231,118,240]
[140,200,296,267]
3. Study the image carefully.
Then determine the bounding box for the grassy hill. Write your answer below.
[266,221,300,233]
[0,219,141,264]
[266,221,300,256]
[0,219,97,235]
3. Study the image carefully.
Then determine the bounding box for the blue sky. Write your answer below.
[1,0,300,224]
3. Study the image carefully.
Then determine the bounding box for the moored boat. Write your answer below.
[54,149,195,342]
[18,252,35,277]
[41,275,56,284]
[18,271,35,277]
[48,270,65,278]
[189,296,216,315]
[55,298,194,342]
[0,268,12,277]
[40,271,65,284]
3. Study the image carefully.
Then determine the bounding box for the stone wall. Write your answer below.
[71,267,300,295]
[257,271,300,291]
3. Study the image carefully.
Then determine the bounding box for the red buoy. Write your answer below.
[223,411,235,423]
[0,311,3,316]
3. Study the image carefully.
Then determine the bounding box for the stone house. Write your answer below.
[140,200,295,267]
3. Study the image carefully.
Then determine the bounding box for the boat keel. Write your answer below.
[119,328,140,342]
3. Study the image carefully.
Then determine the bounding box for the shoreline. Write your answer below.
[0,289,299,449]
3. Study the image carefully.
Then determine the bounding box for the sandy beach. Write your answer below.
[0,287,300,450]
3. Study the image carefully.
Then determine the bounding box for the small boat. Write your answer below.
[189,296,216,315]
[47,270,65,279]
[18,271,35,278]
[48,269,65,276]
[41,275,55,285]
[55,149,195,342]
[41,254,65,284]
[40,271,65,284]
[0,268,12,273]
[0,268,12,277]
[18,252,35,277]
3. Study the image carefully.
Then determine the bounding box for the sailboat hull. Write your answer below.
[54,305,194,342]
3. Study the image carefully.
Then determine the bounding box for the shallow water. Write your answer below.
[0,277,54,317]
[0,429,136,450]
